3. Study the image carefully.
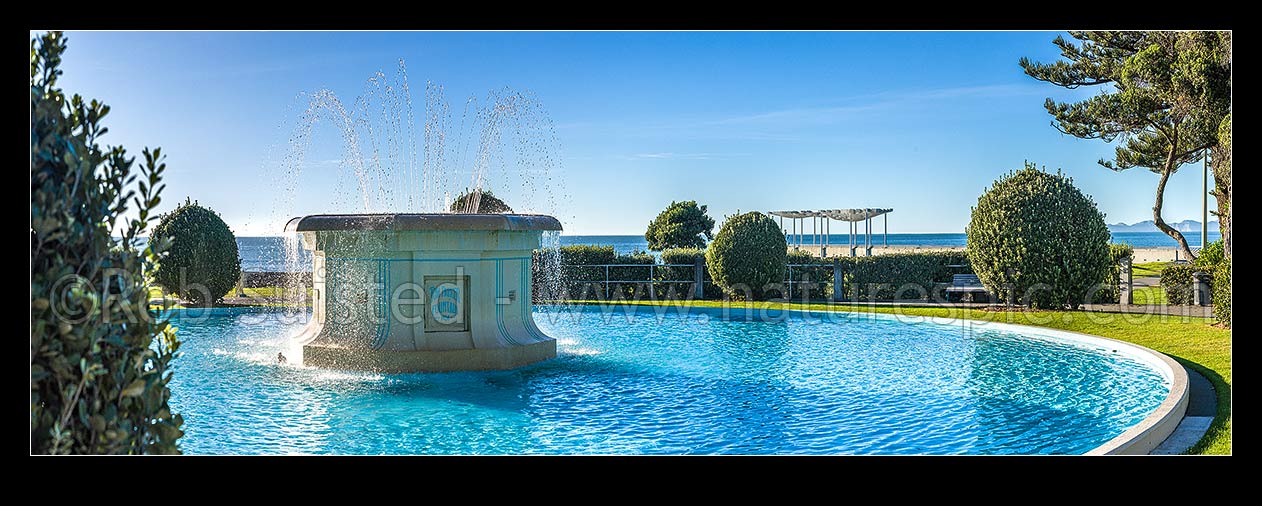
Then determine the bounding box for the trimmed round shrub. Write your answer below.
[706,212,787,300]
[966,164,1111,309]
[151,199,242,306]
[449,188,512,213]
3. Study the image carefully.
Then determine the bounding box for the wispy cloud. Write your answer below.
[559,83,1046,146]
[697,84,1043,128]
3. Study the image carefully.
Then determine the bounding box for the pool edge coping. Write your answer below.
[1082,338,1189,455]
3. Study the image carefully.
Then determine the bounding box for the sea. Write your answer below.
[224,231,1221,272]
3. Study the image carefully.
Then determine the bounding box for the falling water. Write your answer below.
[254,59,570,310]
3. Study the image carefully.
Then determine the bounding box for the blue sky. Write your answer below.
[53,31,1214,236]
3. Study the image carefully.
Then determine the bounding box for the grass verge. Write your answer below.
[1133,261,1172,278]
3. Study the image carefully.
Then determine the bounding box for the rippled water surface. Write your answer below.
[167,306,1169,454]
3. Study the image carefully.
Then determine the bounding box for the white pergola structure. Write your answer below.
[766,208,893,257]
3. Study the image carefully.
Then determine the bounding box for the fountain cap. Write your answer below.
[284,213,563,233]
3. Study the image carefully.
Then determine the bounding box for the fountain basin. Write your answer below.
[285,213,562,372]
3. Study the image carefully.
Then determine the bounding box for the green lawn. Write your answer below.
[575,299,1231,455]
[1132,261,1172,278]
[1132,286,1169,305]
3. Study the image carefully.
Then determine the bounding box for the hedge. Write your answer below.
[1194,240,1225,271]
[532,245,661,300]
[1213,262,1231,327]
[838,251,969,301]
[786,249,830,300]
[1161,265,1196,305]
[532,247,1036,303]
[608,251,656,299]
[659,248,721,299]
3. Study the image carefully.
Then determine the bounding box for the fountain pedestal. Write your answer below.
[285,213,561,372]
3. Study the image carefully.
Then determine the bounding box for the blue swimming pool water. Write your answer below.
[165,305,1170,455]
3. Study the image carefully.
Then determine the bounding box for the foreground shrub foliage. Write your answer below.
[150,199,242,306]
[30,32,183,454]
[706,212,787,300]
[966,164,1112,309]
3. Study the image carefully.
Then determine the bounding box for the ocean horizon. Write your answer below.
[218,231,1222,272]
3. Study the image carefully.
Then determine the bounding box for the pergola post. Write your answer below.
[865,215,872,256]
[849,221,856,257]
[822,217,829,257]
[792,217,797,251]
[832,257,843,302]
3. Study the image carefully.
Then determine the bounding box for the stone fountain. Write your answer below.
[285,213,562,372]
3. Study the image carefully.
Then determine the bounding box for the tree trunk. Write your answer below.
[1153,167,1197,261]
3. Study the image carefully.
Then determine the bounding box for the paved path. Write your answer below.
[1152,366,1219,455]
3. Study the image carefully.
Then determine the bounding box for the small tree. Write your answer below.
[151,199,243,307]
[31,31,183,454]
[706,211,787,300]
[1021,31,1231,261]
[449,188,512,213]
[644,200,715,251]
[966,164,1112,309]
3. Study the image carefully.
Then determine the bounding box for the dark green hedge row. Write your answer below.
[659,248,722,299]
[786,249,831,300]
[532,245,657,300]
[533,246,1137,304]
[1162,260,1227,311]
[838,251,969,300]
